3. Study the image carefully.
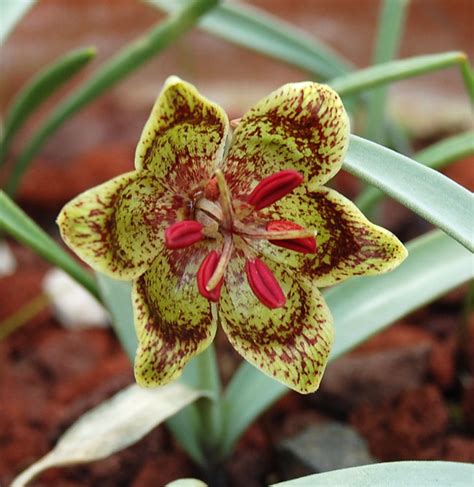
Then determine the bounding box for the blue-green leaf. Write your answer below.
[0,0,36,45]
[271,461,474,486]
[343,135,473,251]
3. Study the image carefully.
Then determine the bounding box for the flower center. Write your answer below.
[164,169,317,309]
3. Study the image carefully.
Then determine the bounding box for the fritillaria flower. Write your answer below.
[58,77,407,393]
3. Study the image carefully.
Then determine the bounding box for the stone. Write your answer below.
[0,240,16,277]
[43,268,109,329]
[278,422,375,479]
[314,342,431,413]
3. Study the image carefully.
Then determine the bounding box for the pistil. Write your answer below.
[214,169,234,229]
[206,234,233,292]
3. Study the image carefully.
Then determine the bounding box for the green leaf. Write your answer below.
[0,190,100,300]
[326,231,473,359]
[0,47,96,166]
[96,274,219,467]
[271,461,474,486]
[343,135,473,251]
[0,0,36,45]
[4,0,218,197]
[11,383,205,487]
[144,0,353,79]
[364,0,410,144]
[96,273,136,360]
[356,130,474,212]
[331,51,472,98]
[220,230,473,456]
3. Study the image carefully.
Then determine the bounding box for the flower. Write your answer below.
[57,76,407,394]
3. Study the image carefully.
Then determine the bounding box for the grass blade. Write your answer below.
[220,230,473,456]
[356,130,474,212]
[364,0,410,143]
[4,0,218,197]
[344,135,473,251]
[0,190,100,300]
[0,47,96,166]
[145,0,353,79]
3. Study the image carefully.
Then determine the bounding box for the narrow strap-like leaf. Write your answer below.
[364,0,410,143]
[0,191,100,300]
[331,51,472,98]
[145,0,353,79]
[1,47,96,166]
[356,130,474,212]
[343,135,473,252]
[0,0,36,45]
[271,461,474,486]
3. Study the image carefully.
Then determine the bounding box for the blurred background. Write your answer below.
[1,1,473,485]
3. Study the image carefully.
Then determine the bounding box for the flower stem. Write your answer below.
[194,344,223,447]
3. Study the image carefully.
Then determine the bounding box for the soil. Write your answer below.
[1,142,473,487]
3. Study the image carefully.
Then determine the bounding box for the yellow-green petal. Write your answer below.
[135,76,229,195]
[57,171,185,280]
[133,244,218,387]
[254,186,408,287]
[223,82,349,197]
[219,238,334,394]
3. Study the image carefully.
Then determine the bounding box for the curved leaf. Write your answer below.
[0,191,100,300]
[343,135,473,251]
[11,383,205,487]
[1,47,96,165]
[0,0,36,45]
[271,461,474,486]
[331,51,472,98]
[356,130,474,212]
[145,0,353,79]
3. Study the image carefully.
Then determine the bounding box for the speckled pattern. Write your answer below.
[251,186,408,288]
[133,244,218,386]
[57,76,407,394]
[223,82,349,197]
[135,76,229,196]
[220,239,333,393]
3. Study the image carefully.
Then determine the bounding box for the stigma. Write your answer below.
[164,169,317,309]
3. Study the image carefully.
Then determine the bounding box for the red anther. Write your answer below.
[266,220,317,254]
[247,170,304,210]
[197,251,224,302]
[204,177,220,201]
[245,258,286,309]
[165,220,204,249]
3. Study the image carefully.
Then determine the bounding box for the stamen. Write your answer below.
[197,251,223,302]
[165,220,204,249]
[245,258,286,309]
[267,220,317,254]
[206,235,233,292]
[247,169,304,210]
[214,169,234,228]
